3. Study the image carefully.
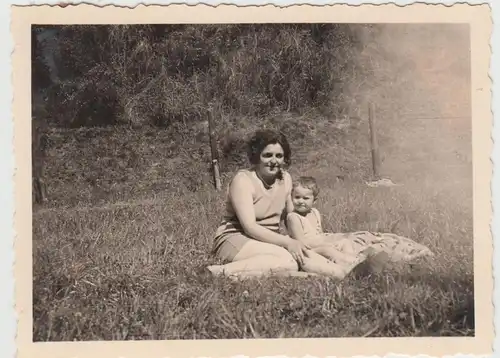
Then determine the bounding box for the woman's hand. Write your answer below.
[285,240,311,267]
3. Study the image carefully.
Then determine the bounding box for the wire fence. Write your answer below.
[31,111,473,215]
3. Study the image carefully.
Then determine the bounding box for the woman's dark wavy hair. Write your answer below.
[247,129,292,173]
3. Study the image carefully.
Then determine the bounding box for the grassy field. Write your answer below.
[32,24,474,340]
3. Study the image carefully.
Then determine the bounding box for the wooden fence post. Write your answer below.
[208,107,222,191]
[368,103,381,180]
[32,119,48,205]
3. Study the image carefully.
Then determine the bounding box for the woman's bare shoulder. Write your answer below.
[232,169,252,180]
[281,170,293,188]
[281,169,292,180]
[230,169,255,190]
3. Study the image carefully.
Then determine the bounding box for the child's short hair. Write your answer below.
[292,176,320,198]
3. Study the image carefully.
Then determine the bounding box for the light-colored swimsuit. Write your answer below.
[212,169,292,262]
[286,208,327,248]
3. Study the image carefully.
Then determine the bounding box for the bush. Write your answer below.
[33,24,367,130]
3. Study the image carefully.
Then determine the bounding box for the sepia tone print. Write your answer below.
[31,21,474,339]
[12,3,493,358]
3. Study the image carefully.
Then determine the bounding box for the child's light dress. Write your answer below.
[287,208,332,249]
[288,208,433,263]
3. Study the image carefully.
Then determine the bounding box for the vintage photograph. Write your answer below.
[12,3,492,357]
[31,21,475,340]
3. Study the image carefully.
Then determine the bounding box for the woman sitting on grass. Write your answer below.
[206,129,434,280]
[207,129,356,280]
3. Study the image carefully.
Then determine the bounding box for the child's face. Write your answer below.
[292,185,316,215]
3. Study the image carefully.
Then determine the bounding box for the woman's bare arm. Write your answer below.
[284,171,295,214]
[229,172,293,248]
[281,171,295,229]
[286,213,307,242]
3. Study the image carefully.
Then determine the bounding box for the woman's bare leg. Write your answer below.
[207,240,299,279]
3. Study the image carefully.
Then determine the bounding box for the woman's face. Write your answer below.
[256,143,285,179]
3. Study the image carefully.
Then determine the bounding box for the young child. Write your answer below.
[286,176,377,277]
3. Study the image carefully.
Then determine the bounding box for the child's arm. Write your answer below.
[286,213,309,247]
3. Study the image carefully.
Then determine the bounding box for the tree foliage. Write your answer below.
[32,24,366,129]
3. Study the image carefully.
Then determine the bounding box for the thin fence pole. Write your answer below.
[368,103,381,180]
[208,107,222,191]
